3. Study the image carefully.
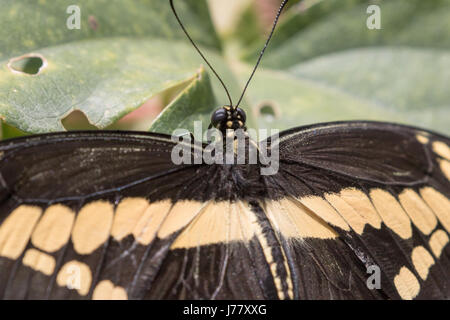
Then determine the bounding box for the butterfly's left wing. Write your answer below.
[264,121,450,300]
[0,131,283,300]
[0,131,210,299]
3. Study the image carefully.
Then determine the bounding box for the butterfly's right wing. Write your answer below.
[265,121,450,300]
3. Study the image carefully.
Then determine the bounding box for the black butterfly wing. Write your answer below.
[264,121,450,300]
[0,132,265,299]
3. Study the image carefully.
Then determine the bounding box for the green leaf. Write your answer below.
[0,0,227,134]
[237,47,450,135]
[228,0,450,136]
[290,47,450,113]
[228,2,264,50]
[149,67,216,137]
[0,0,220,61]
[150,67,256,138]
[243,0,450,69]
[1,39,228,133]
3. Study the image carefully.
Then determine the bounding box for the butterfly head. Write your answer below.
[171,0,287,134]
[211,105,247,132]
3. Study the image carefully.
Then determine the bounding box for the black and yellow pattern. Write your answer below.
[0,121,449,299]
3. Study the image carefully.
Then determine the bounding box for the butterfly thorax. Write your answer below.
[195,133,278,201]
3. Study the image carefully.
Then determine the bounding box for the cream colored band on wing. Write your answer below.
[92,280,128,300]
[370,189,412,240]
[399,189,437,235]
[111,198,151,241]
[416,133,429,145]
[56,260,92,296]
[22,248,55,276]
[111,198,172,245]
[432,141,450,161]
[338,188,382,230]
[411,246,434,280]
[170,201,255,249]
[157,200,207,239]
[325,189,382,235]
[269,186,449,243]
[394,267,420,300]
[429,229,449,258]
[166,199,294,299]
[439,159,450,181]
[0,205,42,259]
[31,204,75,253]
[71,201,114,255]
[420,187,450,233]
[266,197,339,239]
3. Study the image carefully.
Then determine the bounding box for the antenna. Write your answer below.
[170,0,234,107]
[235,0,288,108]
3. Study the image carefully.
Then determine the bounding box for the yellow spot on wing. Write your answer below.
[297,196,349,232]
[111,198,150,241]
[31,204,75,253]
[370,189,412,239]
[157,201,205,239]
[325,193,367,234]
[432,141,450,161]
[170,201,262,249]
[267,198,339,239]
[265,201,299,238]
[92,280,127,300]
[231,201,256,241]
[411,246,434,280]
[22,248,55,276]
[394,267,420,300]
[439,159,450,181]
[0,205,42,259]
[71,201,114,255]
[398,189,437,235]
[132,200,172,245]
[339,188,382,230]
[420,187,450,233]
[416,134,429,145]
[429,229,449,258]
[171,202,244,249]
[56,260,92,296]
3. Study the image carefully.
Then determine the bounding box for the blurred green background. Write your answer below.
[0,0,449,139]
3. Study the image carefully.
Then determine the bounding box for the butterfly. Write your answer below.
[0,0,449,300]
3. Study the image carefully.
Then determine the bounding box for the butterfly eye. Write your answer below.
[235,107,246,123]
[211,108,228,128]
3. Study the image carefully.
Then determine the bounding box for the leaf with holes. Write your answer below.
[0,0,235,134]
[1,38,241,133]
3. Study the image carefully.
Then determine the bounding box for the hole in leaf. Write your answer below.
[1,121,28,140]
[109,96,164,131]
[108,76,194,131]
[260,104,276,116]
[89,15,99,31]
[62,110,98,131]
[8,54,47,75]
[255,101,280,122]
